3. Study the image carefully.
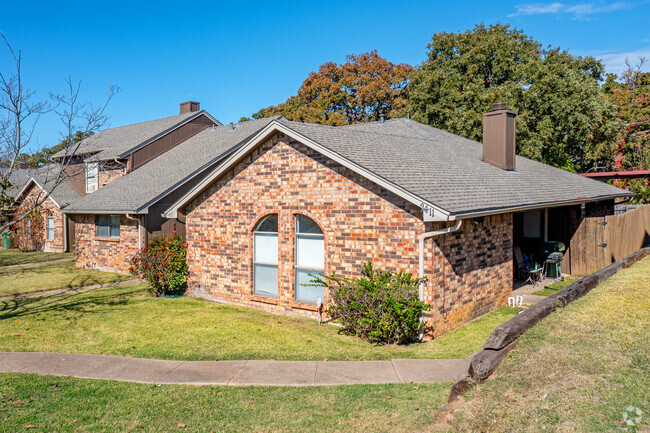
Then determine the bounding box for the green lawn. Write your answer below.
[532,275,578,296]
[0,284,521,361]
[0,374,450,433]
[449,256,650,432]
[0,249,73,266]
[0,260,134,297]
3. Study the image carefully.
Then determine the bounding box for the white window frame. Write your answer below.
[46,215,54,240]
[97,214,120,239]
[86,162,99,193]
[253,215,279,298]
[294,215,324,304]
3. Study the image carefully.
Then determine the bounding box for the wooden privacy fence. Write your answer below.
[570,205,650,276]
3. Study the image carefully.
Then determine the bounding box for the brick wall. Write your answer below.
[184,134,513,336]
[99,162,125,188]
[73,213,143,274]
[12,183,66,252]
[423,214,513,335]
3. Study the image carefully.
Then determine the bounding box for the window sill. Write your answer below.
[250,295,278,305]
[95,237,120,243]
[290,301,321,311]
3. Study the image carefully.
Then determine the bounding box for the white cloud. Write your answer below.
[509,1,635,18]
[594,47,650,75]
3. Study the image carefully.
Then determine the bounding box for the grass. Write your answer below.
[532,276,578,297]
[0,249,73,266]
[0,284,521,361]
[0,260,134,297]
[448,256,650,432]
[0,374,451,432]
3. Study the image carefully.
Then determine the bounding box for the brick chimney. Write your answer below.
[180,101,200,114]
[483,102,517,171]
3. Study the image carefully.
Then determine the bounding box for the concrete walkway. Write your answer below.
[0,352,471,386]
[0,279,141,302]
[512,276,561,306]
[0,258,74,269]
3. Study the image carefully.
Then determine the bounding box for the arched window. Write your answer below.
[253,214,278,298]
[294,215,324,303]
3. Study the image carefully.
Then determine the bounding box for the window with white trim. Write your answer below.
[253,214,278,298]
[25,219,31,239]
[46,216,54,240]
[97,215,120,238]
[294,215,324,304]
[86,162,99,193]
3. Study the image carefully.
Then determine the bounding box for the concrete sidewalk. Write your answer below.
[0,352,470,386]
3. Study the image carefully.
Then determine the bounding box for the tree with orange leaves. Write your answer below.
[251,51,412,126]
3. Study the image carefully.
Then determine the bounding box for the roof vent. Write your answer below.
[180,101,200,114]
[380,114,385,124]
[483,102,517,171]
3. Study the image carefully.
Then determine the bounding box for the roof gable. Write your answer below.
[51,110,221,162]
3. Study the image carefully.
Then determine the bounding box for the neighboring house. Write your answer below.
[64,115,278,273]
[10,101,219,253]
[158,104,632,336]
[12,165,82,252]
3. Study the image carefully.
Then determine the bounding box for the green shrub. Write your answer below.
[316,262,429,345]
[130,234,188,297]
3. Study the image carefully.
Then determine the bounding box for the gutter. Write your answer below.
[417,219,464,340]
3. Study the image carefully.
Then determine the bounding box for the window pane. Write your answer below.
[255,214,278,232]
[86,162,99,192]
[47,217,54,229]
[296,235,324,268]
[296,215,322,234]
[295,269,324,303]
[97,215,109,237]
[254,264,278,297]
[254,233,278,264]
[109,217,120,238]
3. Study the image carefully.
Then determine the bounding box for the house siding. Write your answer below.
[184,134,513,336]
[73,214,143,274]
[12,183,66,252]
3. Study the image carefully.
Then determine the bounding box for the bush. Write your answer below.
[317,261,429,345]
[130,234,188,297]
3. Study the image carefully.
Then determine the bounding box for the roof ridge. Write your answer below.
[279,118,443,142]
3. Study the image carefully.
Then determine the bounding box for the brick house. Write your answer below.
[160,106,632,336]
[11,166,82,252]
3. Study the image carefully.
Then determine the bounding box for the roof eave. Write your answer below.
[451,193,635,219]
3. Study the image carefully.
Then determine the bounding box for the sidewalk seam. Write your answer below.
[227,360,247,385]
[390,360,404,383]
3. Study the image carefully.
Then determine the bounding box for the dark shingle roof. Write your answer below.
[64,117,281,213]
[10,164,83,208]
[51,111,214,161]
[279,118,631,215]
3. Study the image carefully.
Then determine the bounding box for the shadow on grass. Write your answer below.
[0,285,143,321]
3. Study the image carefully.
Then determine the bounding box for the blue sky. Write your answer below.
[2,0,649,151]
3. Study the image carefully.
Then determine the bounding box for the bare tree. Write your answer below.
[0,34,118,232]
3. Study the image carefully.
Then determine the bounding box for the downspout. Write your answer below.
[417,219,464,340]
[63,214,68,252]
[125,213,141,250]
[113,158,127,175]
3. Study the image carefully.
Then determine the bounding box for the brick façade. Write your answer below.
[73,213,143,274]
[183,134,513,336]
[12,183,66,252]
